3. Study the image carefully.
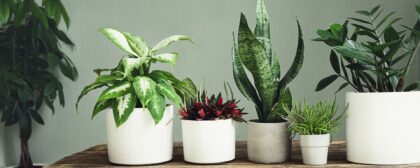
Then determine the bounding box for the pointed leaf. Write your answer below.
[146,94,166,124]
[92,99,113,119]
[132,76,156,106]
[335,83,349,94]
[330,50,340,74]
[30,110,44,125]
[152,52,179,65]
[267,88,292,122]
[272,52,280,80]
[316,75,339,91]
[123,32,149,57]
[150,35,192,53]
[122,57,148,77]
[99,28,138,56]
[98,80,131,102]
[404,82,420,91]
[356,10,371,16]
[0,0,10,24]
[156,82,180,106]
[254,0,272,62]
[112,93,136,127]
[377,11,396,28]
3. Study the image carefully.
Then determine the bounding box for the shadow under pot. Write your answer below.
[181,119,235,164]
[106,105,174,165]
[247,120,291,163]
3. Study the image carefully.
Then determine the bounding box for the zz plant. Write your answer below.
[76,28,197,126]
[315,5,420,92]
[0,0,77,167]
[232,0,304,122]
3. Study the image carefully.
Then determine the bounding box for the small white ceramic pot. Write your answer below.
[247,120,291,163]
[300,134,330,165]
[106,105,174,165]
[346,92,420,164]
[181,119,235,164]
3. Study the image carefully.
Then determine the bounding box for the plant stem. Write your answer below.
[19,131,33,168]
[396,43,420,91]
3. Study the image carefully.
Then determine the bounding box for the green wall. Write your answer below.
[5,0,420,165]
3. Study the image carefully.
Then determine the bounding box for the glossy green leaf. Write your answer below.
[123,32,149,57]
[355,10,371,16]
[150,35,192,53]
[92,99,113,119]
[122,57,147,77]
[316,75,338,91]
[0,0,10,24]
[152,52,179,65]
[348,17,370,24]
[30,110,44,125]
[156,82,180,106]
[238,13,276,117]
[146,94,166,124]
[98,80,131,102]
[132,76,156,106]
[112,93,136,127]
[254,0,272,62]
[100,28,138,56]
[330,50,340,74]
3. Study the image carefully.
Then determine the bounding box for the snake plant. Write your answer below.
[315,5,420,92]
[76,28,197,126]
[232,0,304,123]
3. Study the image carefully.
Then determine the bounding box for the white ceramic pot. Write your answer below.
[346,92,420,164]
[181,119,235,164]
[247,120,291,163]
[300,134,330,165]
[106,105,174,165]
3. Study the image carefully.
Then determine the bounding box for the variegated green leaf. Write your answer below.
[123,32,149,57]
[122,57,148,77]
[92,98,113,119]
[150,35,192,53]
[147,70,181,84]
[98,80,131,102]
[238,13,276,119]
[278,20,304,91]
[254,0,272,63]
[0,0,10,24]
[156,82,180,106]
[132,76,156,106]
[267,88,292,122]
[232,34,262,116]
[152,52,179,65]
[99,28,138,56]
[146,94,166,124]
[112,93,136,127]
[272,52,280,81]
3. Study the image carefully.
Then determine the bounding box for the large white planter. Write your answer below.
[346,92,420,164]
[247,120,291,163]
[106,105,174,165]
[300,134,330,165]
[181,119,235,164]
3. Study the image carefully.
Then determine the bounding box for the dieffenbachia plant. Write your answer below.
[232,0,304,123]
[76,28,197,126]
[315,5,420,92]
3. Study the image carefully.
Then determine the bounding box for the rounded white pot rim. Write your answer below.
[300,134,330,137]
[346,91,420,95]
[248,119,288,125]
[181,118,232,123]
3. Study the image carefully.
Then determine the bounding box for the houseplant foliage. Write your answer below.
[76,28,197,126]
[315,5,420,92]
[232,0,304,122]
[283,100,346,137]
[0,0,77,167]
[179,84,246,122]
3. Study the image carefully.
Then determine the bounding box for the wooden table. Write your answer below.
[46,141,420,168]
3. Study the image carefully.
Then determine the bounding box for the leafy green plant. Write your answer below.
[315,5,420,92]
[0,0,76,167]
[76,28,197,126]
[232,0,304,122]
[283,100,346,137]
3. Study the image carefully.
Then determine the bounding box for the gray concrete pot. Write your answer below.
[247,120,291,163]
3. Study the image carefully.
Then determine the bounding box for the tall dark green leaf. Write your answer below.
[254,0,272,63]
[316,75,339,91]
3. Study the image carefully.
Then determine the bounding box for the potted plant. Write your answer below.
[314,5,420,164]
[0,0,77,167]
[232,0,304,163]
[283,100,345,165]
[179,83,246,164]
[76,28,196,165]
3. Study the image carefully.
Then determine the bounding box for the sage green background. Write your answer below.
[3,0,420,166]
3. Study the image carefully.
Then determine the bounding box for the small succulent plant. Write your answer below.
[180,84,246,122]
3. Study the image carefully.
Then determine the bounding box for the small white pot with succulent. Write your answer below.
[283,100,346,165]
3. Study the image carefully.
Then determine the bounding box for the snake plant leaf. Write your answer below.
[99,28,138,56]
[112,92,136,127]
[278,20,304,91]
[146,93,166,124]
[132,76,156,106]
[316,75,339,91]
[156,82,180,106]
[330,50,340,74]
[232,34,262,111]
[267,88,291,122]
[150,35,193,53]
[98,80,132,102]
[91,98,113,119]
[122,57,148,77]
[238,13,275,116]
[123,32,149,57]
[272,52,281,81]
[254,0,272,62]
[0,1,10,24]
[152,52,179,65]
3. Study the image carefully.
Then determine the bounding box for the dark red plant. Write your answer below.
[179,91,246,122]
